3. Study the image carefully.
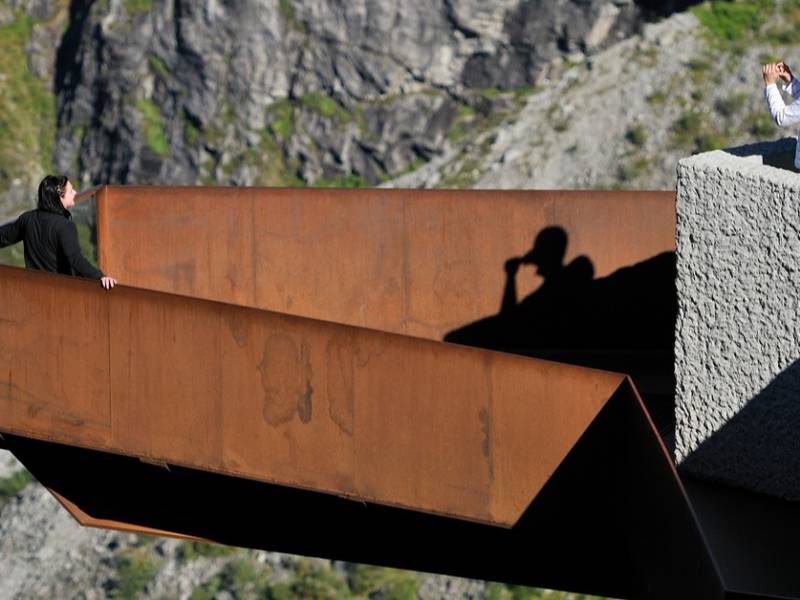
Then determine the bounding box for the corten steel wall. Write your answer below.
[0,265,626,527]
[96,187,675,339]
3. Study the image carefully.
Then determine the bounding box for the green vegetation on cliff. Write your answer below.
[112,549,160,600]
[692,0,770,45]
[0,469,34,506]
[0,11,55,189]
[137,98,170,158]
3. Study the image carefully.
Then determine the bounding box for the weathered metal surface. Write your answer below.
[96,187,675,340]
[3,378,722,599]
[0,265,624,527]
[0,268,111,446]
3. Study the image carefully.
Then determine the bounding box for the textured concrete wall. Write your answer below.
[675,138,800,499]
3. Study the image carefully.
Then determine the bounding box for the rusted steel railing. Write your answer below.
[0,265,621,526]
[95,187,675,340]
[0,264,719,599]
[1,187,727,599]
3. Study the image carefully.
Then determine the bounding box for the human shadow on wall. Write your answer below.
[444,226,677,438]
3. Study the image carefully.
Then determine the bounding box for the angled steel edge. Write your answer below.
[47,487,205,543]
[4,377,723,600]
[613,379,723,599]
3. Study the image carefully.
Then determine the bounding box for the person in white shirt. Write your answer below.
[764,61,800,168]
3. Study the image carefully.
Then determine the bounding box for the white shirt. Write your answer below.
[765,78,800,167]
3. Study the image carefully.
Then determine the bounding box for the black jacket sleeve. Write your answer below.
[0,217,22,248]
[57,221,104,279]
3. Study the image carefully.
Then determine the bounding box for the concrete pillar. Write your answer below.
[675,137,800,499]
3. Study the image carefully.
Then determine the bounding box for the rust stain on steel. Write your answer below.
[0,266,624,527]
[479,407,491,460]
[224,310,249,347]
[326,332,356,437]
[257,334,313,426]
[97,187,675,341]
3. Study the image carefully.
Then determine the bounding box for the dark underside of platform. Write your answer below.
[3,385,724,600]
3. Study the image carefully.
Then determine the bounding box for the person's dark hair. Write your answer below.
[37,175,71,218]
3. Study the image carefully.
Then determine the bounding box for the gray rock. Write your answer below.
[51,0,688,189]
[0,450,24,479]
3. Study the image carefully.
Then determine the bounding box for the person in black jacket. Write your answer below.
[0,175,116,289]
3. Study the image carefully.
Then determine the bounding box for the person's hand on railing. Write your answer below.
[101,276,116,290]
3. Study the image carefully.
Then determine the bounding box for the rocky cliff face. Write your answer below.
[51,0,697,191]
[0,0,68,217]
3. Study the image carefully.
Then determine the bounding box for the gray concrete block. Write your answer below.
[676,137,800,500]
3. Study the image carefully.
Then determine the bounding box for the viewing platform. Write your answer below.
[0,178,796,599]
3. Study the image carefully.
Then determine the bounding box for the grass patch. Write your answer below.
[762,0,800,42]
[124,0,154,17]
[716,92,747,117]
[634,46,659,68]
[479,87,506,100]
[136,98,169,158]
[217,128,303,187]
[696,132,729,152]
[269,560,350,600]
[448,103,478,143]
[647,90,667,106]
[299,93,351,125]
[190,559,271,600]
[147,54,168,79]
[0,469,34,505]
[745,111,775,137]
[686,56,712,85]
[278,0,302,31]
[399,155,428,176]
[437,157,481,189]
[546,103,569,133]
[618,156,652,182]
[671,109,730,153]
[0,242,25,268]
[177,541,236,564]
[268,98,294,141]
[691,0,771,47]
[626,125,647,146]
[672,110,704,147]
[485,582,612,599]
[349,565,419,600]
[183,119,199,146]
[112,550,159,600]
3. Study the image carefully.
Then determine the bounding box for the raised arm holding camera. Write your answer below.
[763,60,800,168]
